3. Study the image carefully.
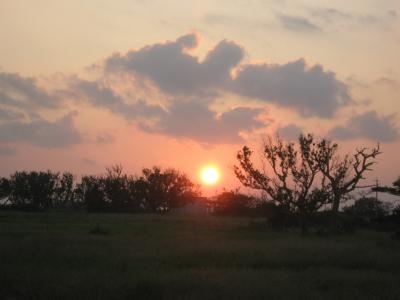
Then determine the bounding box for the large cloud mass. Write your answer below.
[104,33,351,118]
[232,59,350,117]
[0,34,377,149]
[106,33,245,96]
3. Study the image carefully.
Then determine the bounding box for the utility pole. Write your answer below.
[355,179,380,200]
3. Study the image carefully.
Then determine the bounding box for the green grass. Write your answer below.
[0,212,399,299]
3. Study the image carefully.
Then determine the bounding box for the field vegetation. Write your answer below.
[1,212,400,300]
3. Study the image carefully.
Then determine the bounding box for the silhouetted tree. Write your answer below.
[128,177,148,212]
[6,171,60,210]
[102,165,133,211]
[0,177,11,200]
[75,175,107,212]
[55,172,76,208]
[313,140,381,227]
[73,166,198,213]
[141,167,199,212]
[235,134,328,234]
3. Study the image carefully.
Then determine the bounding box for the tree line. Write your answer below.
[0,165,199,213]
[0,133,399,235]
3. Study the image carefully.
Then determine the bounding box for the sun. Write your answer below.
[200,166,220,185]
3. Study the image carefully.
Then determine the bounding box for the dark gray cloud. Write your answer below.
[0,145,16,156]
[70,78,165,120]
[232,59,350,117]
[105,33,245,95]
[70,78,124,107]
[328,111,399,142]
[103,34,351,118]
[277,14,320,32]
[138,101,266,144]
[0,72,58,111]
[0,112,82,148]
[277,124,303,140]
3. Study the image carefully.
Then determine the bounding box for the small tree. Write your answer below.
[343,197,391,226]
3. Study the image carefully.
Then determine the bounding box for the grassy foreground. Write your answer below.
[0,212,399,299]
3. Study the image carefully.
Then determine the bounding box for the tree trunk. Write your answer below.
[299,210,309,236]
[331,194,340,213]
[331,194,341,232]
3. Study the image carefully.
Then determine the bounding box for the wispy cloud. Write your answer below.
[277,14,320,32]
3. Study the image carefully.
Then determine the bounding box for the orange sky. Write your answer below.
[0,0,399,194]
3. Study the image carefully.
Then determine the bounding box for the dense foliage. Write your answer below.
[0,165,199,213]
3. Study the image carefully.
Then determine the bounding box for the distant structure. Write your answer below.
[0,197,10,206]
[173,197,211,214]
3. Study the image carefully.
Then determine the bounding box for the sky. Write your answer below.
[0,0,399,195]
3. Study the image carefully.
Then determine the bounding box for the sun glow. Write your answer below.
[200,166,220,185]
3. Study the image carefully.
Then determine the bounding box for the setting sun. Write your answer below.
[200,166,220,185]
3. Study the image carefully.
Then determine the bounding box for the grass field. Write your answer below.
[0,212,399,299]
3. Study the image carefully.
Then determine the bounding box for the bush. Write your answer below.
[214,190,257,216]
[257,202,297,229]
[343,197,391,228]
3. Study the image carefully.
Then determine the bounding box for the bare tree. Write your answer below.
[313,139,381,226]
[234,134,327,234]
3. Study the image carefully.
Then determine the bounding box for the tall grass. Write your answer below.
[0,212,399,299]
